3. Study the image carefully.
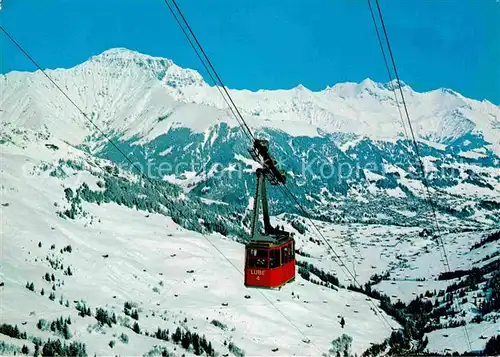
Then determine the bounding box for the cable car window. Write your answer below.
[281,246,290,264]
[269,249,280,268]
[247,248,268,268]
[289,241,294,260]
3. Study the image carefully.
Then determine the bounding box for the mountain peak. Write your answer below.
[88,47,180,81]
[3,47,498,156]
[293,84,312,92]
[439,87,459,97]
[359,78,378,88]
[91,48,172,64]
[325,78,385,97]
[383,79,410,90]
[162,63,205,88]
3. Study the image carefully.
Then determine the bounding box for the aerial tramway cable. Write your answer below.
[163,0,255,143]
[162,0,254,144]
[372,0,452,273]
[368,0,451,271]
[0,24,323,354]
[368,0,472,350]
[163,0,398,331]
[164,0,397,332]
[366,0,449,269]
[366,0,409,141]
[162,0,372,284]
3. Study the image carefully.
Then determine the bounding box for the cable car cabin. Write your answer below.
[244,234,295,289]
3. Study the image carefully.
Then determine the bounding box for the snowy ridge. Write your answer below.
[1,48,499,154]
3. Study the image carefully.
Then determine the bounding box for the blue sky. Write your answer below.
[1,0,499,103]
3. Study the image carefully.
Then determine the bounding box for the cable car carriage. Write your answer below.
[244,139,296,289]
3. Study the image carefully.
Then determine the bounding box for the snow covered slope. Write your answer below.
[1,128,498,356]
[0,129,399,356]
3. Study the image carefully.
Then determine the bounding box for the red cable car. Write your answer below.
[245,234,295,289]
[244,139,296,289]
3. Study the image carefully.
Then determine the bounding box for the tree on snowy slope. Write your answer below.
[327,334,353,357]
[484,335,500,356]
[66,165,249,238]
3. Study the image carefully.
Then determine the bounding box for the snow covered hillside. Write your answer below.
[1,126,499,356]
[0,130,399,356]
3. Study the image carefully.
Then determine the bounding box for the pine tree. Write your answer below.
[63,322,71,339]
[13,325,20,338]
[193,333,201,355]
[68,341,87,357]
[484,335,500,356]
[96,307,114,327]
[181,330,192,349]
[156,328,170,341]
[132,321,141,334]
[200,335,207,351]
[172,327,182,343]
[37,319,44,330]
[119,333,129,344]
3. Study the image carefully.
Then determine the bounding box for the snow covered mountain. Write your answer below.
[1,48,500,355]
[2,48,499,231]
[2,48,499,150]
